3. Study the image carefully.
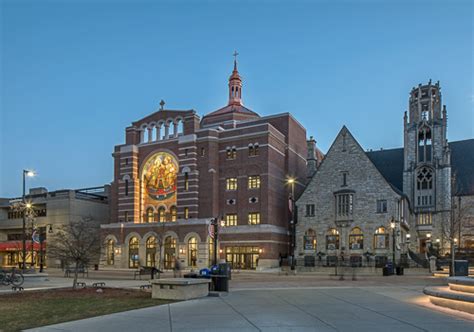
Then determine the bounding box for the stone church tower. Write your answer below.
[403,80,451,251]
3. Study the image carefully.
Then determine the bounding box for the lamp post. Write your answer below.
[288,177,296,270]
[22,170,35,272]
[210,216,225,266]
[390,219,396,266]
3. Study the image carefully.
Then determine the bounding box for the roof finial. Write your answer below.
[233,50,239,70]
[159,99,165,111]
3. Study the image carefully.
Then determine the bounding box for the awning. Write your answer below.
[0,241,46,251]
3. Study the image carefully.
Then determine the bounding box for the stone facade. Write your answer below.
[296,127,410,266]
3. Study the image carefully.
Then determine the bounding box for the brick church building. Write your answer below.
[100,58,322,270]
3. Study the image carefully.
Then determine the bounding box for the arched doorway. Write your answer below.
[129,237,139,268]
[188,237,198,267]
[164,236,176,269]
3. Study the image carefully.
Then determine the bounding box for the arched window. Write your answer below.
[106,239,115,265]
[374,226,389,249]
[304,229,317,250]
[164,236,176,269]
[349,227,364,250]
[170,206,177,222]
[326,228,339,250]
[416,167,434,207]
[145,236,157,267]
[158,207,166,222]
[188,237,198,267]
[129,237,139,268]
[418,125,432,162]
[146,207,154,223]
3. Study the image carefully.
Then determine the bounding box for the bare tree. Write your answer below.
[48,217,100,288]
[441,173,474,275]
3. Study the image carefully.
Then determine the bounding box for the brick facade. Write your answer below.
[101,60,316,270]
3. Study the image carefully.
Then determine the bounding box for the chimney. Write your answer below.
[307,136,317,178]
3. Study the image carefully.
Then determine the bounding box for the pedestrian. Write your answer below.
[173,257,182,278]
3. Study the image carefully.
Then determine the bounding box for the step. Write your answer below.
[424,286,474,314]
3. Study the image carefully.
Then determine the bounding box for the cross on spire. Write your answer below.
[159,99,165,111]
[233,50,239,70]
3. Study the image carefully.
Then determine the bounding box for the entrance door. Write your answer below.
[419,239,427,254]
[225,247,259,269]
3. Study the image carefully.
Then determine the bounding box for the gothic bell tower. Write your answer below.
[403,80,451,250]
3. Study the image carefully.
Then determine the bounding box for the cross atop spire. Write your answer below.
[233,50,239,70]
[228,52,242,106]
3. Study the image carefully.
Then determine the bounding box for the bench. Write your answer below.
[12,286,24,292]
[92,282,106,288]
[76,282,86,288]
[151,278,211,300]
[134,266,162,280]
[140,284,152,290]
[64,266,89,278]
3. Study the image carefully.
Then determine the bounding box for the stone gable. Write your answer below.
[296,126,405,260]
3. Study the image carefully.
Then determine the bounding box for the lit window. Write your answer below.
[304,229,317,250]
[376,200,387,213]
[106,239,115,265]
[201,147,205,156]
[184,207,189,219]
[248,175,260,189]
[248,144,260,157]
[145,236,156,267]
[374,226,388,249]
[326,228,339,250]
[226,147,237,160]
[146,207,154,223]
[335,194,353,217]
[170,206,177,222]
[349,227,364,250]
[225,214,238,226]
[184,173,189,191]
[226,178,238,190]
[417,213,432,225]
[158,207,166,222]
[248,212,260,225]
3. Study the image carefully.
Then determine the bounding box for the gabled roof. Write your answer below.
[366,148,404,192]
[366,139,474,196]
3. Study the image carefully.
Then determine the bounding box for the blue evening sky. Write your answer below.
[1,0,472,197]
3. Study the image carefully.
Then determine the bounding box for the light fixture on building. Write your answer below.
[258,248,263,254]
[436,238,440,243]
[48,224,54,233]
[219,249,223,254]
[454,238,458,243]
[114,248,122,255]
[179,248,185,254]
[427,233,431,239]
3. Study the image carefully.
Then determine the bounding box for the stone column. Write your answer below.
[173,122,179,138]
[147,128,153,143]
[164,124,169,139]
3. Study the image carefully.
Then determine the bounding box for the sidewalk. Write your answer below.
[26,286,474,332]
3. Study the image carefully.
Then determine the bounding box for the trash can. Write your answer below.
[383,262,394,276]
[453,260,469,276]
[382,267,390,276]
[212,275,229,292]
[218,263,232,280]
[396,266,404,275]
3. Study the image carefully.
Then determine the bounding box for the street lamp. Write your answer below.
[22,169,35,272]
[287,177,296,270]
[390,219,396,266]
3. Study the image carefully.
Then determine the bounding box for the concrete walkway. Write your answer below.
[27,286,474,332]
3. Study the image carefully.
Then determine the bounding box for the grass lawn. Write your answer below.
[0,287,171,332]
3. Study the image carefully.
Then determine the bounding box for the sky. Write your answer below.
[0,0,473,197]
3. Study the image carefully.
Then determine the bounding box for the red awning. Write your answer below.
[0,241,46,251]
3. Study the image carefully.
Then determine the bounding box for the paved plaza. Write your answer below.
[23,274,474,332]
